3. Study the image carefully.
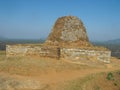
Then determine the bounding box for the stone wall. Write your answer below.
[6,45,59,58]
[6,45,111,63]
[61,48,111,63]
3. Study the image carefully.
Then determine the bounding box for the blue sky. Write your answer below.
[0,0,120,41]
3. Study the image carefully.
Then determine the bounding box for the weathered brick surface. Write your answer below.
[61,48,111,63]
[46,16,90,47]
[6,45,111,63]
[6,45,58,58]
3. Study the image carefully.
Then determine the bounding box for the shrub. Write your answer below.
[106,72,114,80]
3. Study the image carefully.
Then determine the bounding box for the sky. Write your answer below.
[0,0,120,41]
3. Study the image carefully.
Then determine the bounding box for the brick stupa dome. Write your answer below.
[45,16,91,47]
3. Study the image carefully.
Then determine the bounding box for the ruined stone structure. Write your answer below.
[45,16,91,47]
[61,48,111,63]
[47,16,88,42]
[6,45,59,58]
[6,16,111,63]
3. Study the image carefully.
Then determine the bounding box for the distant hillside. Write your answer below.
[0,37,46,50]
[0,37,46,44]
[105,39,120,44]
[0,36,7,42]
[91,39,120,59]
[91,38,120,45]
[0,42,6,50]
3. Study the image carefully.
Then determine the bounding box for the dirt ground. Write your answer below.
[0,51,120,90]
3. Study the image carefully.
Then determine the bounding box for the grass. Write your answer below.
[0,75,20,90]
[106,72,114,80]
[0,51,6,60]
[0,51,92,76]
[1,51,120,90]
[58,71,120,90]
[58,73,101,90]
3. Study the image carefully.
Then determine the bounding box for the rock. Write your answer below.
[45,16,90,47]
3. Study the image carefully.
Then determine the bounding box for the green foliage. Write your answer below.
[95,86,100,90]
[106,72,114,80]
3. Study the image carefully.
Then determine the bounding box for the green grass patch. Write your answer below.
[106,72,114,80]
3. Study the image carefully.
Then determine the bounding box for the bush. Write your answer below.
[106,72,114,80]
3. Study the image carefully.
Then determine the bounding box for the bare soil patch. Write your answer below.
[0,51,120,89]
